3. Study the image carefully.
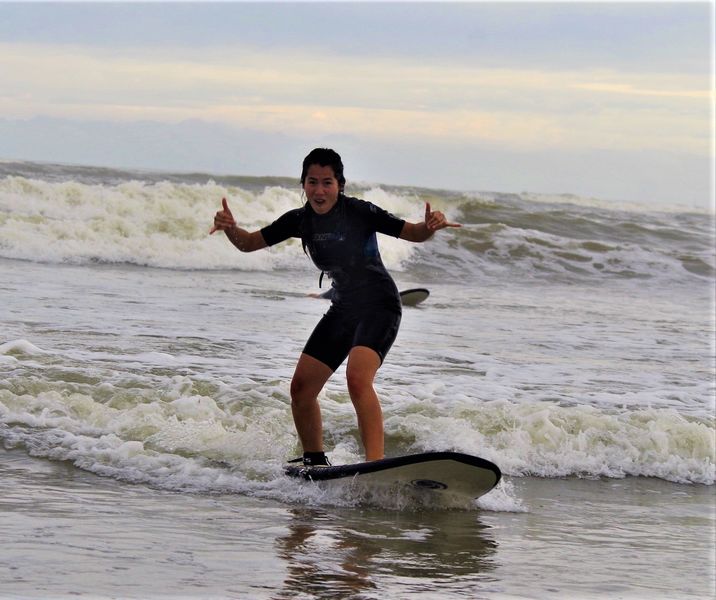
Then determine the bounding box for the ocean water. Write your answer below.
[1,160,714,598]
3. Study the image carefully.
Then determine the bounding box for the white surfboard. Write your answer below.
[285,451,501,501]
[399,288,430,307]
[317,287,430,306]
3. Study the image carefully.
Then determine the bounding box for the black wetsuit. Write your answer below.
[260,194,405,370]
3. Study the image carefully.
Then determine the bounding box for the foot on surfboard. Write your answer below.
[287,451,331,467]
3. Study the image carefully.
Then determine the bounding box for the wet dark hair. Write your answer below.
[300,148,346,192]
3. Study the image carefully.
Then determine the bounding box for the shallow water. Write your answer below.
[2,447,713,599]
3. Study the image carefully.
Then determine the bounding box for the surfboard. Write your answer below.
[317,287,430,306]
[285,451,501,501]
[399,288,430,307]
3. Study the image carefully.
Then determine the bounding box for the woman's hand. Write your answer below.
[399,202,461,242]
[209,197,236,234]
[424,202,461,232]
[209,197,268,252]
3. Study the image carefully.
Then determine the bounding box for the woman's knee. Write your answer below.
[346,347,380,398]
[290,373,310,404]
[346,368,374,399]
[345,371,361,398]
[290,354,332,405]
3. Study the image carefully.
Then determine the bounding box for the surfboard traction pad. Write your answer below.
[285,451,501,500]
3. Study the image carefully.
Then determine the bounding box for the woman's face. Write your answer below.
[303,164,340,215]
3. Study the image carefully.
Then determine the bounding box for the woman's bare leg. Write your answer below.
[290,353,333,453]
[346,346,384,461]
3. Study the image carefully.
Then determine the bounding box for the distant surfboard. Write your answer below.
[285,451,501,501]
[399,288,430,307]
[316,287,430,306]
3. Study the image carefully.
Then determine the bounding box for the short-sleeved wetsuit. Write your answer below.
[261,194,405,371]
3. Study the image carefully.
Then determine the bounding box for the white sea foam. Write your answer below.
[3,173,710,284]
[1,366,713,495]
[0,176,426,272]
[0,339,48,356]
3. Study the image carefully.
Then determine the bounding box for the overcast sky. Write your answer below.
[0,1,713,209]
